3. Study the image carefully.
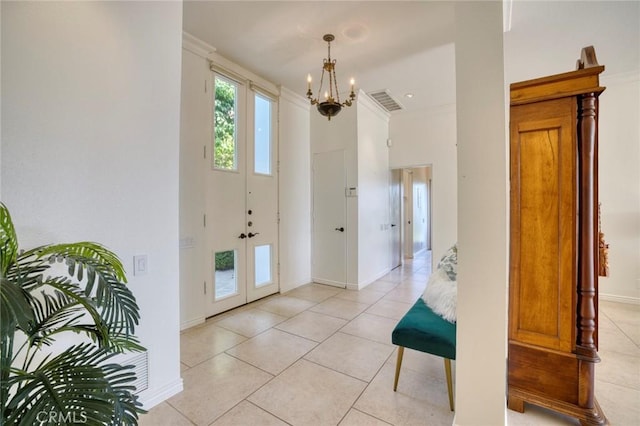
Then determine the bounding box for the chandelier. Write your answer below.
[306,34,356,121]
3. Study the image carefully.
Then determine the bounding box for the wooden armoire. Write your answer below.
[507,47,608,425]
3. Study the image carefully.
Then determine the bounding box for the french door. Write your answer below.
[205,73,278,317]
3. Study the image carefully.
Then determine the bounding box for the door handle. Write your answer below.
[247,232,260,238]
[391,224,397,227]
[238,233,247,239]
[335,227,345,232]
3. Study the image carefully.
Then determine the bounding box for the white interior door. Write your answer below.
[390,169,402,269]
[205,74,279,317]
[312,150,347,287]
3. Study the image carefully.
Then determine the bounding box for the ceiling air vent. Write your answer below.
[367,90,404,112]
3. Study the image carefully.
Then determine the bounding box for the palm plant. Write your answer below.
[0,202,145,425]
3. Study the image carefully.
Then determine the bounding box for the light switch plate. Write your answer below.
[133,255,148,276]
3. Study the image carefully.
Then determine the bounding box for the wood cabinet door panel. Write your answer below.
[509,98,577,352]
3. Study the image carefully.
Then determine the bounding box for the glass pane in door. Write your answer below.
[254,244,272,287]
[214,250,237,299]
[213,76,238,171]
[254,94,271,175]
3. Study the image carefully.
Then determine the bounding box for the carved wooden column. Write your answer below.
[576,92,599,361]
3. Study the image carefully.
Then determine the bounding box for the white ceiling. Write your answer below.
[183,1,638,114]
[183,1,457,113]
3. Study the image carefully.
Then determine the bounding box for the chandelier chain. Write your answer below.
[332,66,341,104]
[316,64,326,104]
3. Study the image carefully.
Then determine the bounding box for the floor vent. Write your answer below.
[367,90,404,112]
[111,351,149,394]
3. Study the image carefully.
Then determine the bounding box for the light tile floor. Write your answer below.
[140,252,640,426]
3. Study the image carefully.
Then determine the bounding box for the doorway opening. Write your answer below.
[390,165,432,270]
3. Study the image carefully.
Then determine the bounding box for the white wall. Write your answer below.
[279,87,312,293]
[599,72,640,302]
[0,1,2,196]
[179,45,209,329]
[389,104,457,266]
[504,0,640,302]
[504,1,639,80]
[356,94,391,287]
[454,2,508,425]
[1,1,183,408]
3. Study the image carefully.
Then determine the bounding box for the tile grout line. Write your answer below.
[169,252,465,426]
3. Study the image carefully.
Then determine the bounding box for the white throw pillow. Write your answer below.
[421,267,457,323]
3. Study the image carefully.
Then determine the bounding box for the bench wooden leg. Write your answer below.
[393,347,405,391]
[444,358,454,411]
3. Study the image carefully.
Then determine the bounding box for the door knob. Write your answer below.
[335,227,345,232]
[247,232,260,238]
[238,233,247,239]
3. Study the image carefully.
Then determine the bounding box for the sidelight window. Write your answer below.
[213,76,238,171]
[254,94,272,175]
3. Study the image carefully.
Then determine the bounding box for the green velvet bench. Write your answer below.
[392,297,457,411]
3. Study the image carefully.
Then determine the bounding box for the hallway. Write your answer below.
[141,251,639,425]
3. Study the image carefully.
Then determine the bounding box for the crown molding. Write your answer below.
[182,32,216,59]
[279,86,311,110]
[208,50,279,97]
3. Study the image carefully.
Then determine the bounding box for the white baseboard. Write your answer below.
[315,269,391,291]
[139,378,184,410]
[280,279,314,294]
[312,278,347,289]
[181,316,205,331]
[599,293,640,305]
[346,282,360,291]
[352,268,392,290]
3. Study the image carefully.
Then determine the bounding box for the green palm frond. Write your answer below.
[36,277,110,347]
[5,251,50,296]
[4,344,141,425]
[103,363,145,424]
[81,259,139,336]
[34,247,140,337]
[0,203,18,278]
[27,242,126,283]
[0,278,35,339]
[27,289,85,348]
[103,331,145,354]
[1,203,146,424]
